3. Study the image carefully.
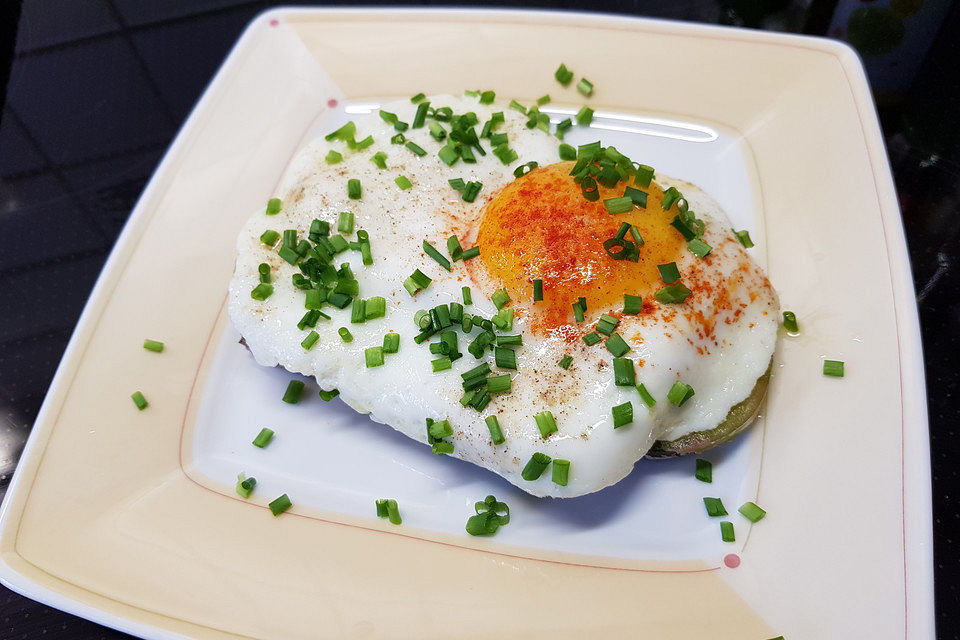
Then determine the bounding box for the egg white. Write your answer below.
[228,95,779,497]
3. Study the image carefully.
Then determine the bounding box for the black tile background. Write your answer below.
[1,1,959,638]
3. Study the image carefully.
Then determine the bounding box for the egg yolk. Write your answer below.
[477,161,684,336]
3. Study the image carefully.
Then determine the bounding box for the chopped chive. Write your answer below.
[297,310,321,330]
[368,151,387,169]
[390,133,406,144]
[403,268,432,296]
[738,501,767,522]
[688,238,712,258]
[559,143,577,160]
[555,63,574,85]
[661,186,681,210]
[582,332,601,346]
[462,181,483,202]
[252,427,275,448]
[552,459,570,486]
[628,385,654,410]
[603,196,633,214]
[479,90,495,104]
[654,283,692,304]
[781,310,801,334]
[350,299,366,324]
[142,339,164,353]
[613,357,635,386]
[328,235,349,253]
[375,498,389,518]
[487,374,512,394]
[596,313,619,336]
[364,296,385,320]
[301,330,320,350]
[365,346,385,368]
[236,473,256,499]
[423,240,452,271]
[448,177,466,191]
[462,363,492,380]
[721,521,735,542]
[509,99,527,114]
[386,499,402,525]
[461,246,480,260]
[405,141,427,156]
[695,459,712,483]
[432,441,455,455]
[667,381,695,406]
[318,389,339,401]
[496,334,522,346]
[558,355,573,370]
[250,283,274,300]
[735,230,754,248]
[611,401,633,428]
[521,452,552,480]
[325,121,356,143]
[576,105,594,125]
[282,380,305,404]
[703,497,728,517]
[131,391,148,410]
[258,262,271,284]
[347,179,361,200]
[383,332,400,354]
[623,294,643,315]
[823,360,845,377]
[531,279,544,302]
[412,101,430,128]
[623,186,648,208]
[493,144,518,165]
[438,144,459,166]
[325,149,343,164]
[300,286,324,310]
[259,229,280,245]
[605,333,630,357]
[635,164,654,187]
[577,78,594,96]
[572,301,585,323]
[494,347,517,370]
[302,289,323,310]
[338,211,354,233]
[410,92,426,103]
[428,417,452,439]
[326,292,352,308]
[265,197,282,215]
[491,308,514,331]
[462,286,473,305]
[432,357,453,372]
[485,416,505,445]
[513,161,539,178]
[534,411,557,438]
[491,289,510,309]
[395,175,413,190]
[447,235,463,262]
[269,494,292,516]
[428,121,446,141]
[657,262,681,284]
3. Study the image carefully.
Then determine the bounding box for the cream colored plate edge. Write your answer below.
[0,8,933,640]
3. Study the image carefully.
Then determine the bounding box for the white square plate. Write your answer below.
[0,8,933,640]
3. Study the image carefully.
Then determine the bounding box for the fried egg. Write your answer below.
[228,94,779,498]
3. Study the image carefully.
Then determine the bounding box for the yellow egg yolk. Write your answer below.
[477,161,684,337]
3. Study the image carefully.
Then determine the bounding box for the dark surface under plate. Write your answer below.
[1,1,958,638]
